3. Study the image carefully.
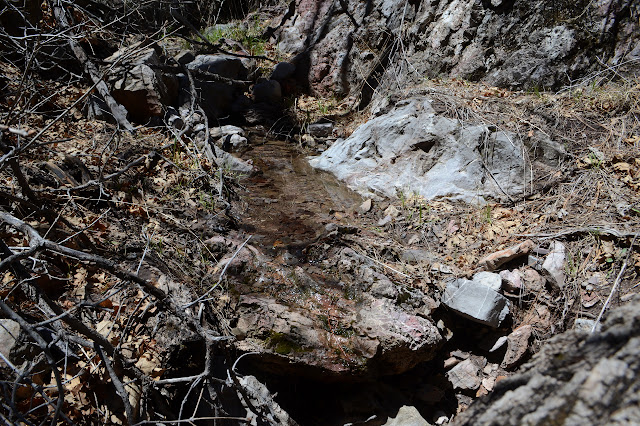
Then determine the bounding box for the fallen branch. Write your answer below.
[0,124,32,138]
[0,211,206,339]
[0,301,64,426]
[52,0,135,132]
[518,227,640,240]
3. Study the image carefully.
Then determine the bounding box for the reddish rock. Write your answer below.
[501,325,532,369]
[477,240,535,271]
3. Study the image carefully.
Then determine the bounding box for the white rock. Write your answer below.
[500,269,522,293]
[210,125,244,139]
[378,215,393,226]
[384,205,400,218]
[359,198,373,213]
[542,241,566,290]
[308,98,563,203]
[472,271,502,292]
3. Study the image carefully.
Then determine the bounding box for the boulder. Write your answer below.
[307,123,333,138]
[309,99,561,204]
[232,286,442,379]
[454,298,640,425]
[442,278,510,327]
[270,62,296,82]
[187,54,248,80]
[105,46,179,122]
[185,54,250,119]
[252,79,282,104]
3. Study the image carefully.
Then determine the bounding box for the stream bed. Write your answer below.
[237,138,363,255]
[218,137,460,425]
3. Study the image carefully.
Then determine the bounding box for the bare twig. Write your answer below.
[591,236,637,333]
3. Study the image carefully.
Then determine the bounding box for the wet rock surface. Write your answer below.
[224,139,444,378]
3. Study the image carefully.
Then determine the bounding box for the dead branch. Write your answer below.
[0,300,64,426]
[38,143,174,193]
[95,343,135,423]
[0,125,32,138]
[518,227,640,240]
[0,211,206,338]
[51,0,135,132]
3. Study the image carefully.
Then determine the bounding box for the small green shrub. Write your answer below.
[204,17,266,56]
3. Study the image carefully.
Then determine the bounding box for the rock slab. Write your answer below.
[382,405,430,426]
[309,99,561,204]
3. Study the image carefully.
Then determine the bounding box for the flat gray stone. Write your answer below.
[382,405,430,426]
[307,123,333,138]
[400,249,437,265]
[447,358,482,390]
[442,278,510,327]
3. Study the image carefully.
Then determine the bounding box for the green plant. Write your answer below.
[267,332,304,355]
[317,101,329,115]
[203,18,267,56]
[483,204,492,223]
[198,191,217,212]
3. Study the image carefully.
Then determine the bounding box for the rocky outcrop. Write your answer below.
[454,297,640,425]
[274,0,640,98]
[230,249,443,379]
[104,45,178,122]
[308,96,564,203]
